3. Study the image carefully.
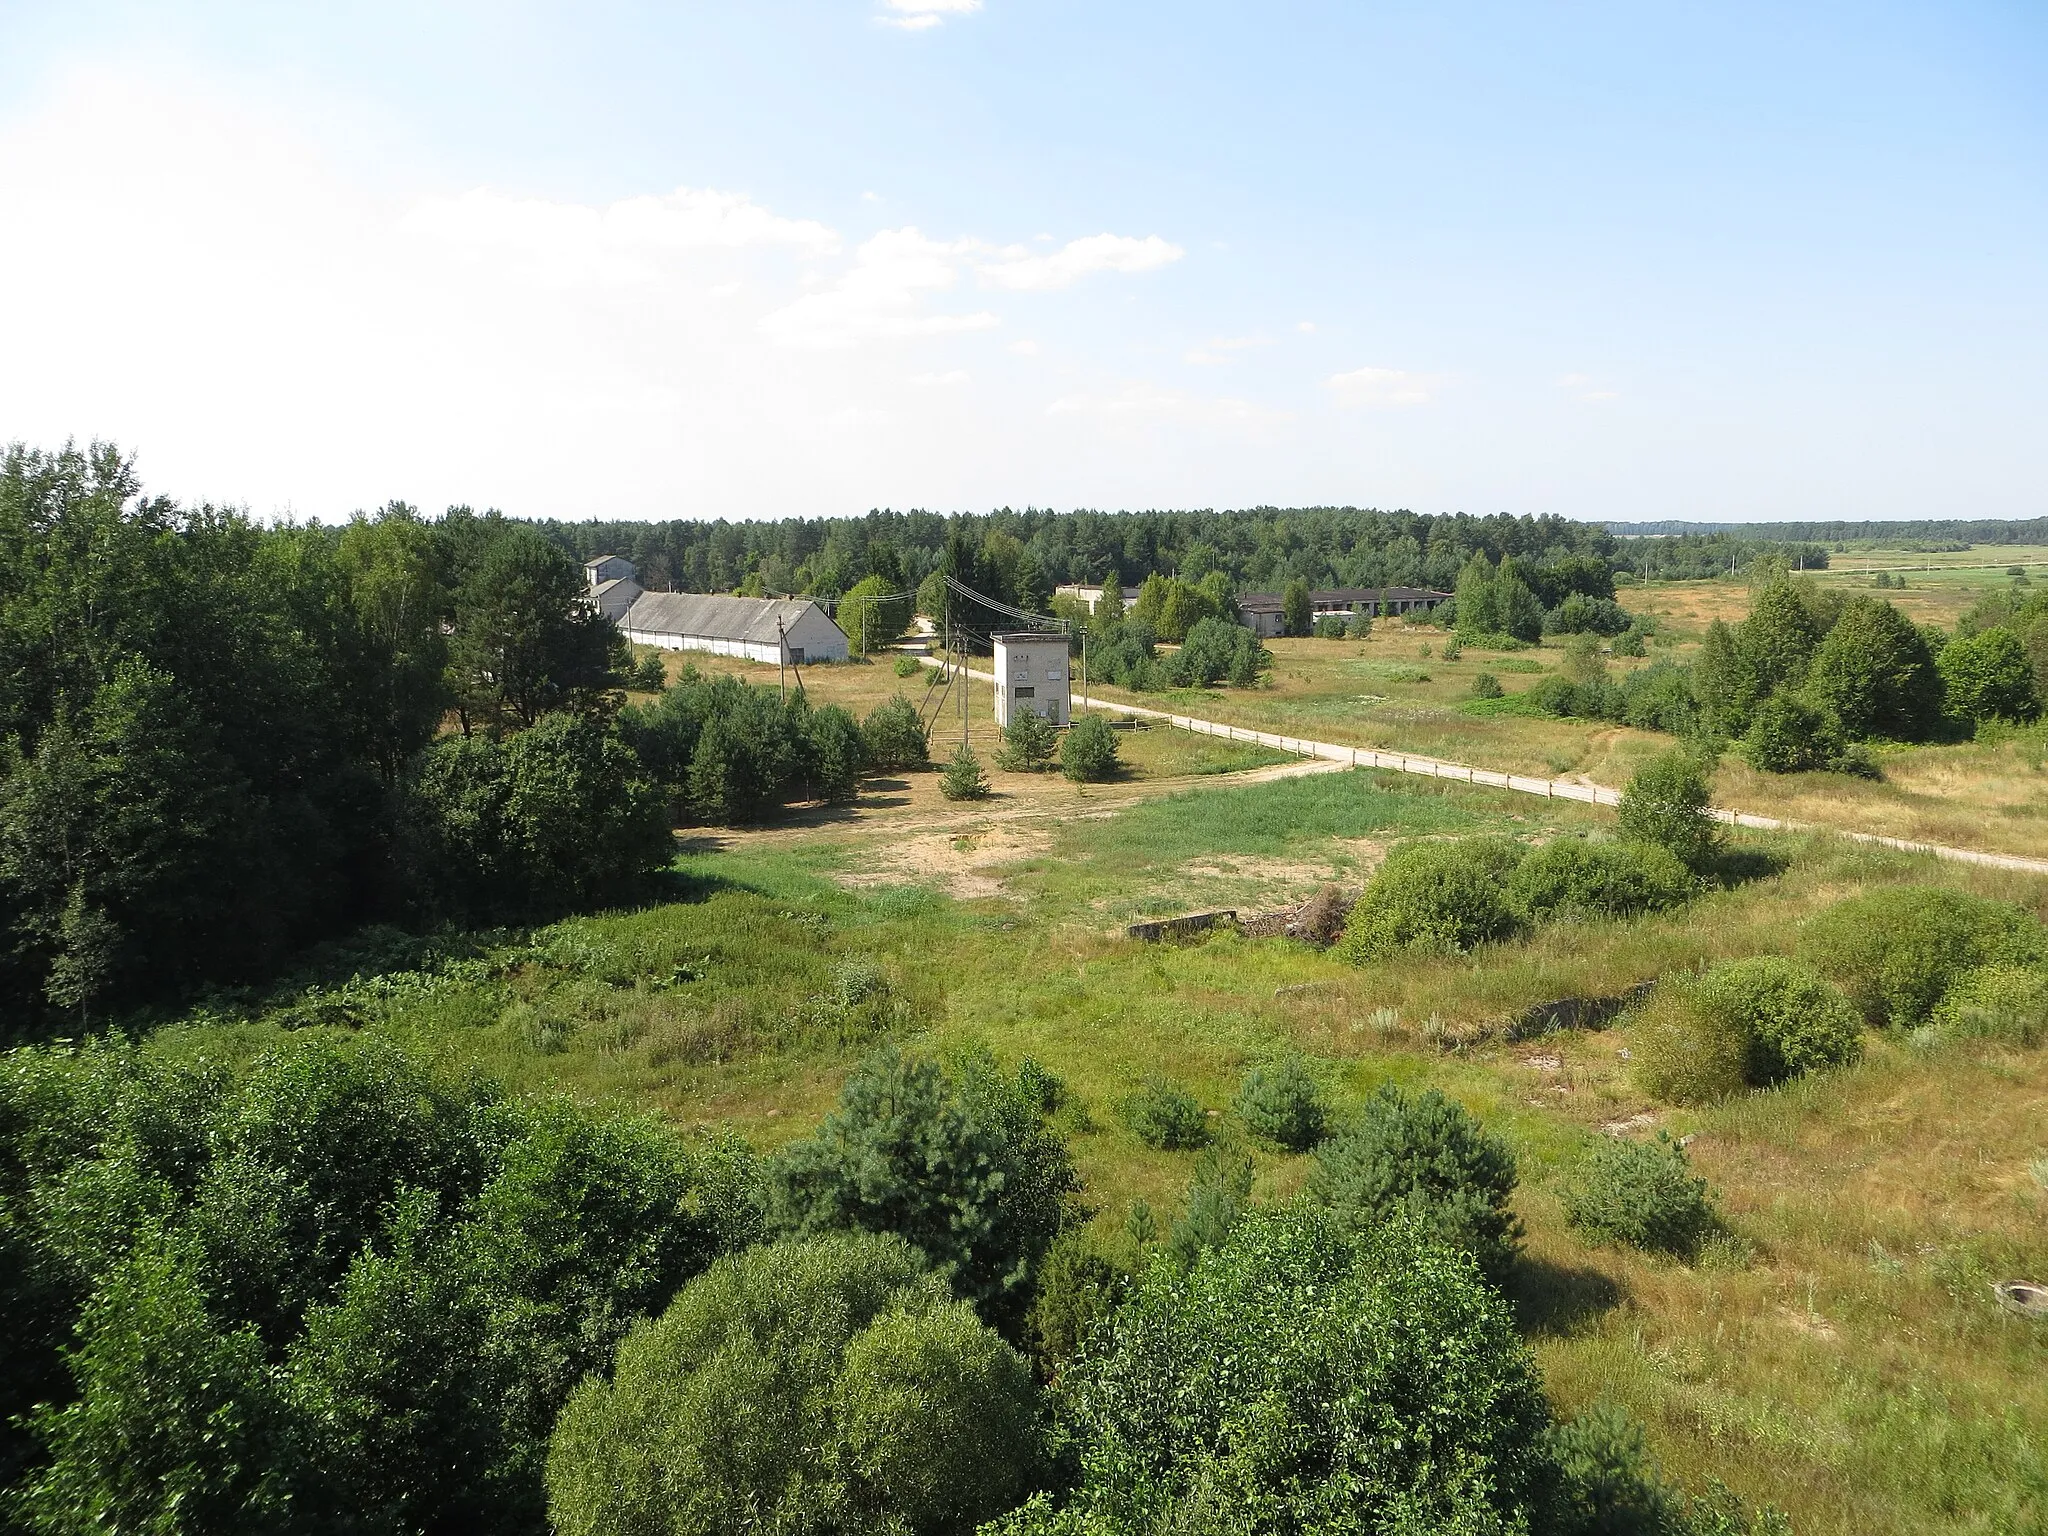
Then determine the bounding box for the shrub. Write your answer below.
[1629,978,1750,1105]
[630,651,668,692]
[1166,1146,1255,1267]
[1335,837,1527,962]
[1741,692,1838,773]
[995,706,1057,772]
[766,1047,1082,1333]
[1540,1403,1683,1536]
[1927,965,2048,1047]
[1161,615,1268,688]
[1124,1075,1208,1150]
[1612,627,1648,658]
[837,574,913,656]
[1309,1083,1522,1282]
[1471,671,1504,699]
[1440,634,1461,659]
[893,653,921,678]
[1562,1132,1716,1258]
[1024,1231,1127,1375]
[1802,886,2046,1027]
[861,694,930,770]
[545,1233,1042,1536]
[1507,838,1691,922]
[939,745,989,800]
[1616,751,1718,872]
[1312,613,1349,639]
[994,1209,1554,1535]
[1233,1054,1327,1151]
[806,704,867,804]
[1938,626,2040,724]
[1696,956,1863,1083]
[1059,714,1121,782]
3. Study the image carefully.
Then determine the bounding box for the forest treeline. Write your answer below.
[1612,517,2048,546]
[0,444,929,1029]
[535,504,1623,606]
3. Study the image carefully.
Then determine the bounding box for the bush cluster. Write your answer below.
[1310,1083,1522,1282]
[1926,964,2048,1047]
[547,1233,1042,1536]
[1123,1074,1209,1149]
[1059,714,1122,782]
[1801,885,2045,1027]
[1632,958,1863,1104]
[1562,1132,1717,1258]
[1233,1054,1328,1151]
[1507,837,1692,921]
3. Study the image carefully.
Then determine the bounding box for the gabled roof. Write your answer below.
[590,577,639,598]
[619,591,842,645]
[584,552,627,568]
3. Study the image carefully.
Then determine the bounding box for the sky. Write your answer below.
[0,1,2043,525]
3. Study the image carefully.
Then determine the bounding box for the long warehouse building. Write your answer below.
[584,556,850,664]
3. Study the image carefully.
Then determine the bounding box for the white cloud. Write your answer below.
[1326,366,1437,407]
[910,369,971,386]
[1296,320,1317,333]
[1008,339,1042,356]
[1047,383,1287,429]
[1555,372,1618,401]
[758,227,998,349]
[400,185,839,287]
[878,0,982,29]
[1184,333,1271,366]
[978,233,1183,292]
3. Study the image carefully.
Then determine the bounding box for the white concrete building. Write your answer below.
[620,591,849,665]
[993,632,1070,727]
[1053,582,1140,613]
[584,553,637,587]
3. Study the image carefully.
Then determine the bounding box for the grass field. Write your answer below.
[156,743,2048,1536]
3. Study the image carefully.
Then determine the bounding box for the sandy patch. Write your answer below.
[836,823,1054,900]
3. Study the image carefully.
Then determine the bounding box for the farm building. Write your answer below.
[1053,582,1140,613]
[1235,586,1451,638]
[581,557,849,663]
[993,632,1070,727]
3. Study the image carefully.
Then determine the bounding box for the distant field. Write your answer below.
[160,755,2048,1536]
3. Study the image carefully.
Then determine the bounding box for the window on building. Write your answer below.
[1016,686,1035,698]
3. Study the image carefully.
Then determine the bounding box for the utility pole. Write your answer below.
[1081,628,1088,712]
[778,615,786,702]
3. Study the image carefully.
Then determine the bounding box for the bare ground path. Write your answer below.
[931,659,2048,878]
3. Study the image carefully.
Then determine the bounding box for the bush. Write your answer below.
[939,745,989,800]
[1612,626,1648,658]
[1310,1082,1522,1282]
[995,706,1057,772]
[806,704,867,804]
[766,1047,1082,1333]
[1927,965,2048,1047]
[837,574,913,656]
[893,653,921,678]
[861,695,929,771]
[1123,1075,1209,1150]
[1335,837,1527,962]
[1938,626,2039,724]
[1629,978,1750,1105]
[1696,956,1864,1083]
[1507,838,1692,922]
[1312,613,1349,639]
[399,712,672,924]
[545,1233,1042,1536]
[1233,1054,1327,1151]
[1471,671,1504,699]
[630,651,668,692]
[1562,1132,1716,1257]
[1540,1403,1683,1536]
[1059,714,1121,782]
[1802,886,2046,1027]
[1616,751,1718,871]
[1024,1231,1127,1376]
[1741,692,1839,773]
[995,1209,1554,1535]
[1166,1145,1255,1267]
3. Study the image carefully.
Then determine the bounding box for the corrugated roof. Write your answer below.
[590,577,638,598]
[619,591,830,644]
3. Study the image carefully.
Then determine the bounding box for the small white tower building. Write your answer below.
[992,632,1071,727]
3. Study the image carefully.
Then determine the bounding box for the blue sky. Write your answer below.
[0,1,2042,523]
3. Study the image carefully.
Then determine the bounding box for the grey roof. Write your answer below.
[620,591,835,644]
[1237,586,1450,611]
[584,552,626,567]
[590,577,638,598]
